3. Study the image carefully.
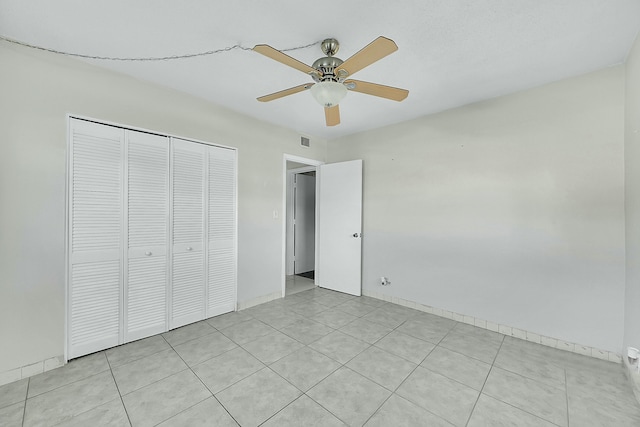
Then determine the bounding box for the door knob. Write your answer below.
[145,251,152,256]
[186,247,193,251]
[352,233,361,238]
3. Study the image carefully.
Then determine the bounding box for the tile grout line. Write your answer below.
[158,333,242,426]
[170,328,275,406]
[470,338,567,427]
[464,334,505,427]
[105,350,133,427]
[358,312,454,426]
[300,389,351,426]
[21,377,29,427]
[371,319,459,426]
[258,297,400,426]
[565,369,570,427]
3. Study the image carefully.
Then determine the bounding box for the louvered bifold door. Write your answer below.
[206,146,237,317]
[68,120,124,359]
[170,138,206,329]
[125,131,169,341]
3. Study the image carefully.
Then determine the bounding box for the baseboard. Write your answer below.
[624,357,640,403]
[237,291,282,311]
[363,289,622,364]
[0,355,65,387]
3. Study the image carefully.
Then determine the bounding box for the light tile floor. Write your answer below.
[2,287,640,426]
[285,275,315,296]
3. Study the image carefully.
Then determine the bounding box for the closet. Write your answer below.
[67,118,236,359]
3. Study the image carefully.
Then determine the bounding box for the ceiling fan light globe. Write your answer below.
[310,81,347,107]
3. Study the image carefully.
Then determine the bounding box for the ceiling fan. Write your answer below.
[253,36,409,127]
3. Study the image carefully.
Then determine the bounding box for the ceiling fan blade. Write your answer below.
[336,36,398,78]
[253,44,319,76]
[345,79,409,101]
[325,105,340,126]
[257,83,314,102]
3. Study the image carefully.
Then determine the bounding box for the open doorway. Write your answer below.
[281,154,363,298]
[286,165,316,295]
[282,155,324,297]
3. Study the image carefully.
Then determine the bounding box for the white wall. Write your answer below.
[329,67,626,352]
[0,43,326,373]
[625,32,640,353]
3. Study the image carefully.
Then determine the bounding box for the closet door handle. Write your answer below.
[145,251,152,256]
[186,246,193,251]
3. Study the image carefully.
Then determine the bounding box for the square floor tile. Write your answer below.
[216,368,301,427]
[162,321,216,347]
[483,367,567,427]
[381,304,421,318]
[357,296,387,308]
[346,346,417,391]
[157,397,238,427]
[310,308,359,329]
[290,301,331,317]
[106,335,170,367]
[439,328,503,364]
[374,331,435,364]
[242,331,304,364]
[340,318,393,344]
[24,371,120,427]
[335,300,378,317]
[220,319,275,345]
[253,310,306,330]
[270,347,341,392]
[565,363,634,404]
[361,308,409,329]
[192,347,264,394]
[314,294,352,308]
[112,348,187,395]
[309,331,370,364]
[28,352,110,398]
[494,346,566,390]
[467,394,557,427]
[396,367,478,427]
[262,395,346,426]
[0,402,24,427]
[206,311,253,330]
[55,398,129,427]
[307,367,391,427]
[122,369,211,427]
[421,346,491,391]
[245,301,289,318]
[173,331,237,366]
[396,318,455,344]
[0,378,28,408]
[280,318,334,345]
[365,394,454,427]
[567,390,640,427]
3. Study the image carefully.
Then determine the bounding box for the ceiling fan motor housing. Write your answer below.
[311,56,344,82]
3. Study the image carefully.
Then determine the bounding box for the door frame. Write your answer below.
[281,154,324,297]
[286,166,316,276]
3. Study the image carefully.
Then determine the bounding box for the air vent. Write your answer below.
[300,137,310,148]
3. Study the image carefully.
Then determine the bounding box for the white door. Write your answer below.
[171,138,205,328]
[68,120,123,359]
[317,160,363,296]
[125,131,169,341]
[206,145,237,317]
[294,173,316,274]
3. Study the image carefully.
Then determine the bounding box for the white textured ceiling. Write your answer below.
[1,1,639,140]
